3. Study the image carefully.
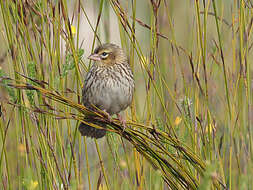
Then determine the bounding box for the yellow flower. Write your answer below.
[119,160,127,169]
[174,116,182,126]
[71,25,77,35]
[30,180,38,190]
[18,144,26,155]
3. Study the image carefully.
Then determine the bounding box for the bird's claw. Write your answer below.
[103,110,113,123]
[117,113,127,133]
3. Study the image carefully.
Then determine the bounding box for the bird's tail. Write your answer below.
[78,119,107,139]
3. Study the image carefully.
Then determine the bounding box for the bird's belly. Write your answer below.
[92,79,132,115]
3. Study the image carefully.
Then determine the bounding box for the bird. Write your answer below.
[78,43,134,139]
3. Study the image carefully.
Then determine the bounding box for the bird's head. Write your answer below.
[88,43,127,66]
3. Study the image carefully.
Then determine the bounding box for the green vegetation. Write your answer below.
[0,0,252,189]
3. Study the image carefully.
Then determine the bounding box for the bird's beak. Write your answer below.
[88,53,101,61]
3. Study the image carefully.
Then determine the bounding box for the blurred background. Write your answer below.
[0,0,252,189]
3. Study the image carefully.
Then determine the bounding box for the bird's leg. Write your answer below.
[117,113,127,132]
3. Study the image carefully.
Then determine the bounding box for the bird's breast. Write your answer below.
[83,65,134,115]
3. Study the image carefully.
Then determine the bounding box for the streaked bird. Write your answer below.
[79,43,134,138]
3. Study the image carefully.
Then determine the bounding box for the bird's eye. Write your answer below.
[101,52,108,58]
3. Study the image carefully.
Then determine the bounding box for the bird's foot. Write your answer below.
[117,113,127,133]
[103,110,113,123]
[94,110,112,123]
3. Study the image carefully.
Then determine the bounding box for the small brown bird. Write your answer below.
[79,43,134,138]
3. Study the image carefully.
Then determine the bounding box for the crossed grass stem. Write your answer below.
[2,73,217,189]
